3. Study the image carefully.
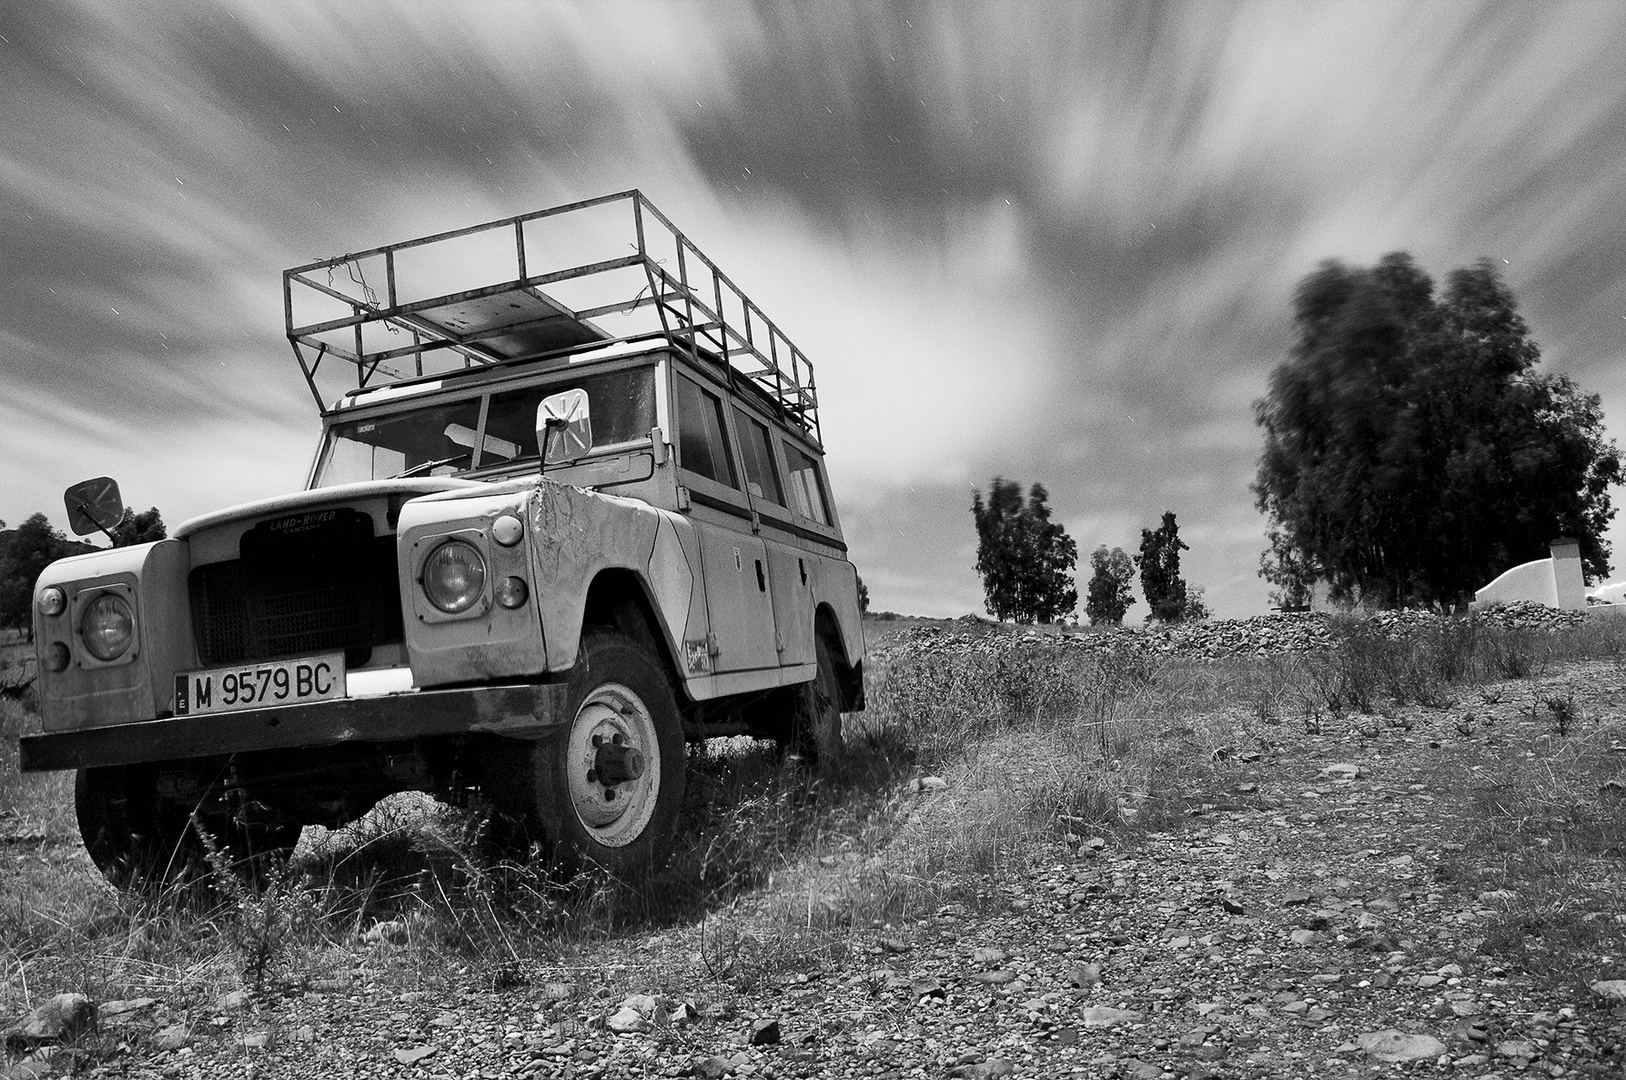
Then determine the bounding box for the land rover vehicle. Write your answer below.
[21,190,866,884]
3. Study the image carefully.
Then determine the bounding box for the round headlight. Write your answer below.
[38,586,67,617]
[82,593,135,661]
[423,540,487,614]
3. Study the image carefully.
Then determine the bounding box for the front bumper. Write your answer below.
[19,682,569,773]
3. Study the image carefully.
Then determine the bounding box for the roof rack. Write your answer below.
[283,190,821,443]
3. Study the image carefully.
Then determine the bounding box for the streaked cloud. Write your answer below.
[4,0,1626,616]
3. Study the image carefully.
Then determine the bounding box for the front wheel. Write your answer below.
[529,629,686,876]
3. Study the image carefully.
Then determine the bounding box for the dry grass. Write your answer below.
[3,611,1626,1030]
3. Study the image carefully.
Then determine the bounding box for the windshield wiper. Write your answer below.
[389,454,468,479]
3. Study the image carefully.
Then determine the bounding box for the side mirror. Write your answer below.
[64,477,124,538]
[537,389,593,467]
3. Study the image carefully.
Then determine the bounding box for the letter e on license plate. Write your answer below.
[173,654,346,716]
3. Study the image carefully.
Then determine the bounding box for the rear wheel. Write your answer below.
[528,629,685,875]
[792,636,845,768]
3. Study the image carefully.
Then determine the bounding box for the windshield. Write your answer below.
[311,364,657,488]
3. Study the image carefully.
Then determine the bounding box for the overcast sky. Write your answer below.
[4,1,1626,619]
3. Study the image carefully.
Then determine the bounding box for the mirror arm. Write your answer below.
[74,502,120,547]
[540,417,567,477]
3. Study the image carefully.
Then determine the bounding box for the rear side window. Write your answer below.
[733,409,784,505]
[784,443,831,526]
[674,377,738,488]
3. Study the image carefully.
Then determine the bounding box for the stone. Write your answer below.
[948,1059,1014,1079]
[878,937,912,953]
[6,993,97,1047]
[973,969,1017,985]
[1079,1006,1143,1028]
[606,1006,650,1034]
[540,981,576,1003]
[394,1045,437,1065]
[749,1018,780,1045]
[151,1022,192,1051]
[1590,979,1626,1002]
[669,1001,700,1026]
[910,776,948,792]
[99,998,156,1021]
[1495,1039,1537,1058]
[1319,763,1366,780]
[0,1059,52,1080]
[216,989,251,1012]
[363,919,409,945]
[696,1055,734,1080]
[1355,1029,1446,1062]
[910,977,946,1001]
[1067,963,1102,987]
[1121,1060,1163,1080]
[1289,929,1319,946]
[972,946,1008,965]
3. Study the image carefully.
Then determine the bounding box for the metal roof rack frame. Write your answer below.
[283,190,821,444]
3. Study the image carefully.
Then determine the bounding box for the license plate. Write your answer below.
[173,654,346,716]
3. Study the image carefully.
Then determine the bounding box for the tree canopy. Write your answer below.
[972,478,1078,624]
[1137,511,1206,622]
[111,506,167,547]
[0,514,76,637]
[1254,253,1622,608]
[1084,545,1136,626]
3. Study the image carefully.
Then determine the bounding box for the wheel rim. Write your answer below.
[565,681,661,847]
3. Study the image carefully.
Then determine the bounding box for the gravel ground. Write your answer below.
[6,616,1626,1079]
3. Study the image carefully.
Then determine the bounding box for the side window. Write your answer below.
[733,408,784,505]
[784,443,832,526]
[674,376,738,488]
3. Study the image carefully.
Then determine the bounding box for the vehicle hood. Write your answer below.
[173,478,485,538]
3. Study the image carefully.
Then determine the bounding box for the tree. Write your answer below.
[0,514,73,639]
[1137,511,1196,622]
[1259,526,1316,610]
[1255,253,1623,608]
[111,506,166,547]
[856,574,870,615]
[971,478,1078,624]
[1084,545,1136,626]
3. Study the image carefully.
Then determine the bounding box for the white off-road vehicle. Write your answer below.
[22,191,865,884]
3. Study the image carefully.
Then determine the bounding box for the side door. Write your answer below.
[732,404,815,669]
[671,371,779,674]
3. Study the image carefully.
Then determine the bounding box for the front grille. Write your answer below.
[191,508,404,667]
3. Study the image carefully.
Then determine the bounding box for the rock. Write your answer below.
[393,1045,437,1065]
[1121,1060,1163,1080]
[5,993,97,1047]
[1590,979,1626,1002]
[910,977,946,1001]
[215,989,251,1013]
[1067,963,1102,987]
[909,776,948,792]
[973,969,1017,985]
[99,997,156,1021]
[1079,1006,1143,1028]
[606,1006,651,1034]
[1319,763,1366,780]
[749,1018,780,1045]
[972,946,1008,965]
[669,1001,700,1026]
[695,1055,735,1079]
[363,919,410,945]
[0,1059,52,1080]
[1495,1039,1537,1058]
[1355,1029,1447,1062]
[238,1031,272,1050]
[540,981,575,1003]
[948,1059,1014,1079]
[1289,929,1319,946]
[152,1023,192,1051]
[878,937,912,953]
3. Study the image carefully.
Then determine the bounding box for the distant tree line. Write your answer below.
[0,508,165,638]
[971,480,1206,627]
